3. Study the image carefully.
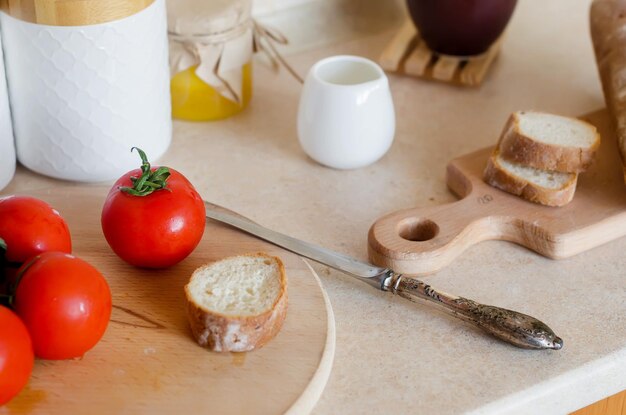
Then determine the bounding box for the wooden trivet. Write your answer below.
[379,20,503,87]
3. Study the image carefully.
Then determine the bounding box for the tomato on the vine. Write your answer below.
[101,148,205,268]
[0,195,71,263]
[14,252,112,360]
[0,306,34,405]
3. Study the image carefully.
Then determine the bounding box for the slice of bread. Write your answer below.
[498,111,600,173]
[483,149,578,207]
[185,253,288,352]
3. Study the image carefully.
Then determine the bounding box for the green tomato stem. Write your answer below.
[119,147,171,197]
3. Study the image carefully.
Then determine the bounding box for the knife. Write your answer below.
[204,202,563,350]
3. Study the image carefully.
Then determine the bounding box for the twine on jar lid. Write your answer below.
[253,21,303,84]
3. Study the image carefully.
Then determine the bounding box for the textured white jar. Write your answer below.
[0,30,15,190]
[0,0,171,182]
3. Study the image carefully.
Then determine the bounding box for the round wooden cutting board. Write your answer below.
[2,186,335,415]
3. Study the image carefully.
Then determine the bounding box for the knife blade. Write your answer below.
[204,202,563,350]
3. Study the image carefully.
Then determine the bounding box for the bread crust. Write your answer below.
[498,112,601,173]
[590,0,626,182]
[185,253,288,352]
[483,150,578,207]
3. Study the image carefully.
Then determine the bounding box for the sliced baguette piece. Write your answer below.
[498,111,601,173]
[483,149,578,207]
[185,253,288,352]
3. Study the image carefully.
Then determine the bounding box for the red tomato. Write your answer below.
[14,252,112,360]
[101,148,205,268]
[0,306,34,405]
[0,195,72,263]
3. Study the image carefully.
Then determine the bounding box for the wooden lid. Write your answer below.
[0,0,154,26]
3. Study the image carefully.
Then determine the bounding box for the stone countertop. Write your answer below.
[5,0,626,413]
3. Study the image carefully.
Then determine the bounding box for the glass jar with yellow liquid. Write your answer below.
[167,0,253,121]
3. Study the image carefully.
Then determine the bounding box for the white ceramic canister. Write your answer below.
[0,0,171,182]
[0,30,15,190]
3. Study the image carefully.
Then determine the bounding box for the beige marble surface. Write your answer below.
[4,0,626,414]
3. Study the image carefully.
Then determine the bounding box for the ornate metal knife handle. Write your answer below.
[387,274,563,350]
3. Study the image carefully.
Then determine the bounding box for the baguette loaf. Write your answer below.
[185,253,288,352]
[590,0,626,182]
[498,111,600,173]
[483,149,578,207]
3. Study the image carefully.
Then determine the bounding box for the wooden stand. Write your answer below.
[379,20,503,87]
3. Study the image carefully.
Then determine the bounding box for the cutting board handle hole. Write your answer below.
[398,218,439,242]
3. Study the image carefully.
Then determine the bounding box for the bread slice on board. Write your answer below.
[498,111,600,173]
[483,149,578,207]
[185,253,288,352]
[590,0,626,182]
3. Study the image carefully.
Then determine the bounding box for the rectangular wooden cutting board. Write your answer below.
[368,109,626,275]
